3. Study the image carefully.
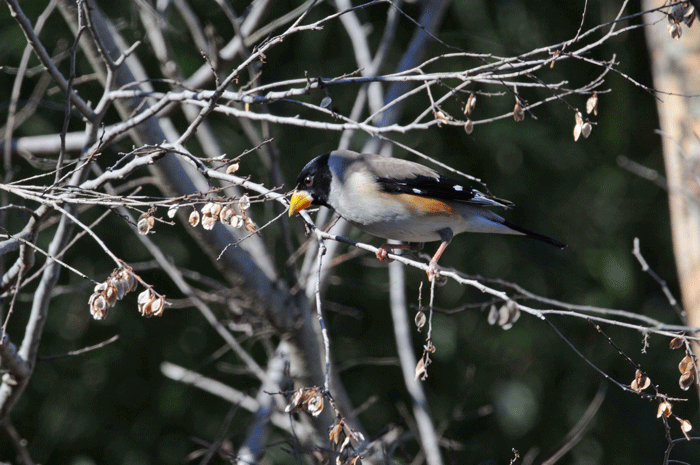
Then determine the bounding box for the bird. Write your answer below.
[288,150,566,282]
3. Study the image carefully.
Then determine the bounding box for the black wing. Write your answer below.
[376,174,514,208]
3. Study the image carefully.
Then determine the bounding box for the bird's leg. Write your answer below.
[427,229,453,283]
[376,242,424,262]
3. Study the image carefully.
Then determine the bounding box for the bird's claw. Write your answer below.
[376,247,394,263]
[427,262,447,286]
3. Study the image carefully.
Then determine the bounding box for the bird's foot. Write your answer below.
[427,261,447,286]
[376,246,394,263]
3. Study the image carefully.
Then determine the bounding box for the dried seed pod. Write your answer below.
[631,369,651,391]
[230,215,244,228]
[573,111,584,141]
[464,119,474,134]
[415,310,426,330]
[669,337,684,349]
[679,354,693,374]
[415,357,427,380]
[581,121,592,138]
[210,203,223,219]
[137,289,161,317]
[113,278,129,300]
[573,124,582,141]
[320,96,332,108]
[586,93,598,115]
[657,400,672,418]
[329,420,343,445]
[139,299,153,317]
[137,289,152,308]
[167,205,178,218]
[497,304,511,328]
[465,92,477,115]
[137,216,153,235]
[104,283,119,307]
[201,202,214,215]
[90,295,109,320]
[668,22,682,40]
[149,296,165,317]
[306,393,324,417]
[285,388,304,413]
[679,371,695,391]
[513,101,525,122]
[487,305,499,325]
[226,162,239,174]
[680,418,692,433]
[220,205,235,223]
[670,4,687,23]
[94,282,108,294]
[238,194,250,212]
[508,300,521,324]
[435,110,448,125]
[244,216,259,234]
[340,434,352,453]
[201,214,216,230]
[121,269,138,292]
[684,7,696,27]
[189,210,200,227]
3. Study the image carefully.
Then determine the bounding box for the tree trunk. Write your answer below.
[643,2,700,368]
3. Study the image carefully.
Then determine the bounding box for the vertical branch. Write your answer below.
[55,0,86,183]
[388,259,444,465]
[315,234,331,392]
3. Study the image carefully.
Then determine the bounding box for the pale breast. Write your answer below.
[329,171,468,242]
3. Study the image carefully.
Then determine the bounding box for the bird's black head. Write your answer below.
[289,153,332,215]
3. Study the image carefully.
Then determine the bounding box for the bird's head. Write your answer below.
[288,153,332,216]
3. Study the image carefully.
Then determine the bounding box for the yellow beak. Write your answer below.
[288,190,313,216]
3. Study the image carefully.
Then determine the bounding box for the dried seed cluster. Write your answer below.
[463,92,476,134]
[655,396,693,439]
[573,94,598,142]
[188,195,258,233]
[88,267,138,320]
[137,288,166,317]
[487,301,521,330]
[667,3,696,40]
[285,387,364,464]
[669,337,697,391]
[329,418,364,465]
[285,387,325,417]
[573,111,592,141]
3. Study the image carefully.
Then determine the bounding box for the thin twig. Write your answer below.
[632,237,686,323]
[36,334,119,361]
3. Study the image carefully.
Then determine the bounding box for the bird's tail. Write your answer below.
[501,220,567,249]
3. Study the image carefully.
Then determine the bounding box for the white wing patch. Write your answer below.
[413,188,423,194]
[453,185,464,192]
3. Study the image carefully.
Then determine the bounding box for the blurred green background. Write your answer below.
[1,0,697,464]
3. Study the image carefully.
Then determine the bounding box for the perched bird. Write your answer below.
[289,150,566,281]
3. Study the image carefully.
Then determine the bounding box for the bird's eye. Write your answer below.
[304,176,313,187]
